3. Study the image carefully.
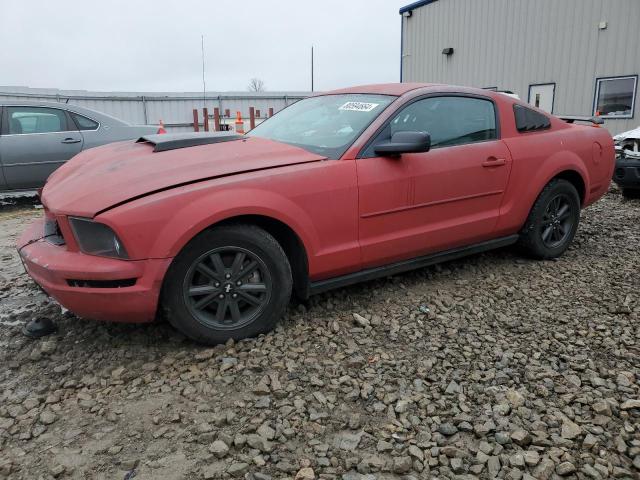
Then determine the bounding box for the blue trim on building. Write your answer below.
[400,0,439,80]
[399,0,438,14]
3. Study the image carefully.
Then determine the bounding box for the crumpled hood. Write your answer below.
[42,136,326,216]
[614,126,640,141]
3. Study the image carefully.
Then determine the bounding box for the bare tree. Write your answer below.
[247,78,266,92]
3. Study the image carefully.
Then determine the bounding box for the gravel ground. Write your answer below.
[0,189,639,480]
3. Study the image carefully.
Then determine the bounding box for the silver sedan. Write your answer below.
[0,101,159,192]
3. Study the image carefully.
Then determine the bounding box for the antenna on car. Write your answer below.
[201,35,207,109]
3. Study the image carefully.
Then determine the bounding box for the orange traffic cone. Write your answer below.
[157,119,167,134]
[234,111,245,134]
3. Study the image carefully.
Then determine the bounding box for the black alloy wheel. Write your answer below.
[183,247,271,331]
[539,193,575,249]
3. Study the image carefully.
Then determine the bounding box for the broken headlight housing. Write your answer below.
[68,217,129,259]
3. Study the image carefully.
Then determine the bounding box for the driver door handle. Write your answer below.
[61,138,81,144]
[482,157,506,167]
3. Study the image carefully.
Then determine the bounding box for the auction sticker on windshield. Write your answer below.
[339,102,380,112]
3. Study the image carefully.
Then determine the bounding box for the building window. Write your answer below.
[594,75,637,118]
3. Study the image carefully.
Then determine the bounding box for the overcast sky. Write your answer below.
[0,0,409,93]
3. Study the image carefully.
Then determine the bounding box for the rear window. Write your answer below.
[513,105,551,132]
[71,112,99,131]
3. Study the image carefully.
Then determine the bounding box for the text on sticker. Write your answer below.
[339,102,380,112]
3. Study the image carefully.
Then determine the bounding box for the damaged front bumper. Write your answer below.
[17,217,172,323]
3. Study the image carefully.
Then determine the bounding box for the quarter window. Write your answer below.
[389,96,497,149]
[7,107,68,134]
[71,112,99,131]
[594,76,637,118]
[513,104,551,132]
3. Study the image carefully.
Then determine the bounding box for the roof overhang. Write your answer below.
[399,0,438,14]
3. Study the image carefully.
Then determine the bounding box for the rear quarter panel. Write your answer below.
[494,99,614,236]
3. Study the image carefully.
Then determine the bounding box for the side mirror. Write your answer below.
[374,131,431,156]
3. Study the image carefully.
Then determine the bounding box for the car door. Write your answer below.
[0,107,7,191]
[0,106,83,190]
[356,94,512,268]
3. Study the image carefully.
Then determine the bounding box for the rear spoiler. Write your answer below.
[558,115,604,125]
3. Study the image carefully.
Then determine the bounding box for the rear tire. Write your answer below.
[162,224,292,345]
[518,179,581,259]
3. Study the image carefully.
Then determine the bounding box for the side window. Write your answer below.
[364,96,497,157]
[71,112,99,131]
[6,107,68,134]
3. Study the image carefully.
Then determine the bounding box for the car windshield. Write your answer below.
[247,94,395,158]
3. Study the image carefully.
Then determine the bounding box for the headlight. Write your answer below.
[68,217,129,259]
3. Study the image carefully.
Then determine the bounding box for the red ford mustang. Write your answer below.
[18,83,614,344]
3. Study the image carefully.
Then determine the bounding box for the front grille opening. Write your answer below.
[66,278,137,288]
[44,218,66,246]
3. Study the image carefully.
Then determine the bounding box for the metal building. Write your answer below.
[0,86,309,132]
[399,0,640,134]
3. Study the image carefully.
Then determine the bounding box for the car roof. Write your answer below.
[0,100,130,126]
[322,83,442,96]
[322,83,513,101]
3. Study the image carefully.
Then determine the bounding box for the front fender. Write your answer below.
[97,182,320,266]
[151,187,319,260]
[98,159,360,280]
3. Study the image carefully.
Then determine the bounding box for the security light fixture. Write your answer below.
[442,47,454,56]
[403,10,412,17]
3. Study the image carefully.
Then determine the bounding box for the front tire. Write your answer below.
[162,224,292,345]
[518,179,581,259]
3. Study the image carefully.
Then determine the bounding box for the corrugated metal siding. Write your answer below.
[0,87,309,131]
[402,0,640,134]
